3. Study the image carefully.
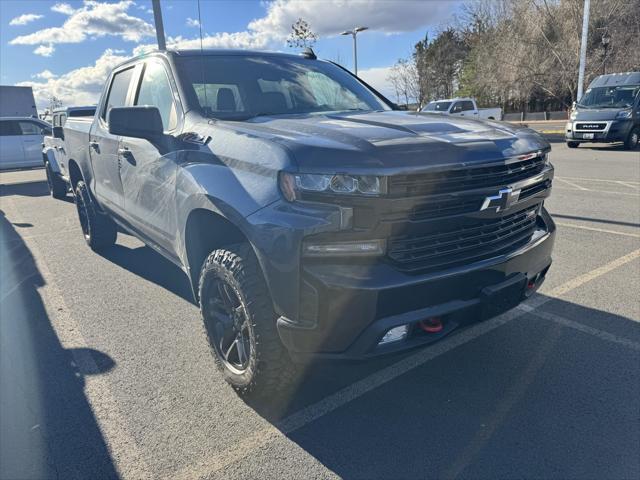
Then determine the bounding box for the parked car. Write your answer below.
[63,49,555,396]
[0,117,51,170]
[42,106,96,198]
[422,98,503,120]
[566,72,640,149]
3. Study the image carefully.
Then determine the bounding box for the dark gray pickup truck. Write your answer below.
[63,49,556,396]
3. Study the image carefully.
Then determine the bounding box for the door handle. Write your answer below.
[90,141,100,150]
[118,147,131,156]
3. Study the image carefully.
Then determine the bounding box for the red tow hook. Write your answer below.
[418,317,444,333]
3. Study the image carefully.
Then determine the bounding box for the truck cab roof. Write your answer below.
[588,72,640,88]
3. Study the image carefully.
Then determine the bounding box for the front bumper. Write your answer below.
[276,210,555,360]
[565,119,633,143]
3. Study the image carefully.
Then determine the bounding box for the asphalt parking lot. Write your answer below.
[1,140,639,480]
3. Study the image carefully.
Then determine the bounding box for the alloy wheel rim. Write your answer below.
[76,196,90,239]
[205,278,253,374]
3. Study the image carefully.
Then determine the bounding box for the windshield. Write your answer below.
[423,101,452,112]
[578,85,640,109]
[176,55,388,120]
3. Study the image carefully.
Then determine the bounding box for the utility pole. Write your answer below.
[576,0,590,101]
[341,27,368,76]
[152,0,166,51]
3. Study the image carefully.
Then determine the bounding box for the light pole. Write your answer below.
[151,0,166,50]
[601,32,610,75]
[341,26,368,76]
[576,0,590,101]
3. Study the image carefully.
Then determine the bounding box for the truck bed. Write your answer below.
[63,117,93,179]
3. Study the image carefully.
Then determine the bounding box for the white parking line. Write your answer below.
[555,222,640,238]
[616,181,640,190]
[518,304,640,351]
[553,186,640,197]
[555,177,589,191]
[557,176,640,186]
[175,248,640,480]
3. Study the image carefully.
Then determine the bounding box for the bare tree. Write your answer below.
[286,18,318,49]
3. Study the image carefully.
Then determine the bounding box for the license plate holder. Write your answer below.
[481,274,526,319]
[582,133,595,139]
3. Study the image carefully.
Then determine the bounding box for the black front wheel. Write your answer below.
[45,161,67,199]
[567,141,580,149]
[199,244,295,397]
[625,127,639,151]
[74,180,117,251]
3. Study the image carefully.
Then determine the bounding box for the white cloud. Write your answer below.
[186,18,200,28]
[51,3,75,15]
[9,13,43,26]
[9,1,155,56]
[34,44,55,57]
[358,66,395,100]
[249,0,459,40]
[32,70,58,80]
[17,49,130,109]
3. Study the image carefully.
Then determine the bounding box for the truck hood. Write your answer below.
[572,108,625,121]
[219,111,549,174]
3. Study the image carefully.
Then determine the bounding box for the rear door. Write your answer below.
[0,120,25,169]
[119,58,182,257]
[18,120,50,167]
[91,65,138,214]
[450,101,475,118]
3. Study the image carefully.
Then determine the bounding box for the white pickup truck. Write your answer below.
[422,98,502,121]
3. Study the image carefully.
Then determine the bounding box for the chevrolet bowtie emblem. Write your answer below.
[480,187,521,212]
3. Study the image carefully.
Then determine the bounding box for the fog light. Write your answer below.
[302,239,385,257]
[379,325,409,345]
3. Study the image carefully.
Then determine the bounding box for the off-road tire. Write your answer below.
[74,180,117,251]
[567,141,580,149]
[624,127,639,151]
[45,161,67,199]
[198,244,296,397]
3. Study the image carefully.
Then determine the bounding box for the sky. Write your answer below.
[0,0,463,111]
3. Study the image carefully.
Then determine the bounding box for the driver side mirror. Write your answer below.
[108,106,164,140]
[52,126,64,140]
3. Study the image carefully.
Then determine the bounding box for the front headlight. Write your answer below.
[570,110,578,120]
[616,110,632,119]
[279,172,386,201]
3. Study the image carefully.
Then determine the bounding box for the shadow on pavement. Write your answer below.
[0,210,119,480]
[235,294,639,479]
[0,180,50,198]
[98,242,195,304]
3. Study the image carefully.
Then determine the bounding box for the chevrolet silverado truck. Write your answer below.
[63,49,555,396]
[566,72,640,149]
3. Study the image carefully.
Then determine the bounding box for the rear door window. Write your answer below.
[461,101,475,111]
[18,121,47,135]
[102,66,135,122]
[0,120,21,136]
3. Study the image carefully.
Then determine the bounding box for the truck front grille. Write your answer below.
[387,207,538,272]
[576,123,606,131]
[389,155,546,197]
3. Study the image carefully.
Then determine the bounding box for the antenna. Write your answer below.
[197,0,209,116]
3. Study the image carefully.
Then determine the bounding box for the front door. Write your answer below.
[119,59,181,258]
[0,120,25,169]
[18,120,49,167]
[91,65,137,215]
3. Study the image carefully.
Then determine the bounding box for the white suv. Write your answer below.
[0,117,51,170]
